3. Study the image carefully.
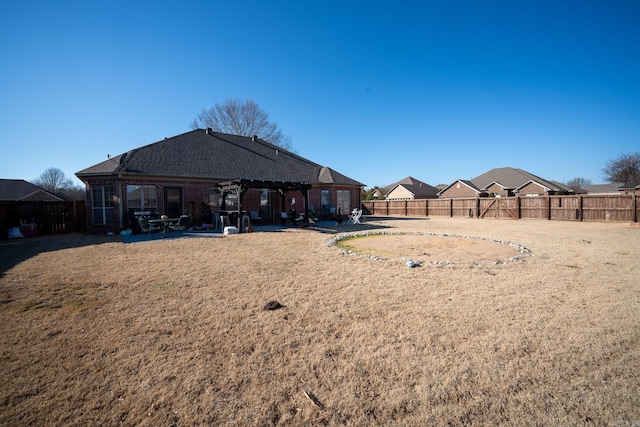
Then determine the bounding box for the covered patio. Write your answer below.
[217,178,313,232]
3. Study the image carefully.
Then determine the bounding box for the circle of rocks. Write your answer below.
[326,231,532,267]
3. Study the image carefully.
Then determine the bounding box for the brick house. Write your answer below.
[76,129,363,234]
[379,176,440,200]
[438,167,574,198]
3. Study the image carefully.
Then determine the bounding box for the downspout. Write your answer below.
[117,173,123,230]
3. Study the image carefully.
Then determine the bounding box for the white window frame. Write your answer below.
[336,190,351,215]
[92,185,115,226]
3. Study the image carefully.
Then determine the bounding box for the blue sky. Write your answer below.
[1,1,639,189]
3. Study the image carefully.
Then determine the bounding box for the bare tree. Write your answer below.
[32,167,85,199]
[190,98,293,150]
[602,152,640,193]
[566,177,592,188]
[32,167,73,194]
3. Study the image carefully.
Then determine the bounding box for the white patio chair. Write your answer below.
[347,208,362,224]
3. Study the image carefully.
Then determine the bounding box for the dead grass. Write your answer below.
[1,217,639,426]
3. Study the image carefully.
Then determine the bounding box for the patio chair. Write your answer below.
[347,208,363,224]
[169,215,190,232]
[242,213,251,231]
[138,217,161,238]
[250,211,262,223]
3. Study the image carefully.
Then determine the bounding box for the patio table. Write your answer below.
[149,217,180,233]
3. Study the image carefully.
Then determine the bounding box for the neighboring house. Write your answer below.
[380,176,440,200]
[438,167,574,198]
[583,183,639,194]
[76,129,363,234]
[0,179,64,202]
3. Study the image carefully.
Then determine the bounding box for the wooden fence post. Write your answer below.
[579,195,583,222]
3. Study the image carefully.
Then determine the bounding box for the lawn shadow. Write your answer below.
[0,233,121,278]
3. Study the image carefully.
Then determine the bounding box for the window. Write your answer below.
[336,190,351,215]
[126,185,157,212]
[224,192,238,209]
[258,188,270,218]
[320,190,331,216]
[259,189,270,206]
[209,188,222,208]
[320,190,331,209]
[92,185,115,226]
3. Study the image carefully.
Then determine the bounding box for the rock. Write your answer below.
[263,300,284,311]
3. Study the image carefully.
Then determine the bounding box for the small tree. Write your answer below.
[602,152,640,193]
[32,167,85,199]
[191,98,293,150]
[566,177,592,188]
[33,167,73,194]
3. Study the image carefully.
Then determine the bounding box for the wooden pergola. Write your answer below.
[217,178,313,232]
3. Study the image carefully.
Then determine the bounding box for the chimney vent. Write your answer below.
[206,127,213,135]
[251,135,258,142]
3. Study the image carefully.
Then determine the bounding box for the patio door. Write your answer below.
[164,187,182,218]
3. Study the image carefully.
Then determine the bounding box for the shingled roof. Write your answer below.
[0,179,63,201]
[76,129,363,186]
[382,176,440,198]
[470,167,573,193]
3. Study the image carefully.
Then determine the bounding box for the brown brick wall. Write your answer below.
[484,183,511,197]
[439,182,478,198]
[84,177,360,234]
[518,182,548,196]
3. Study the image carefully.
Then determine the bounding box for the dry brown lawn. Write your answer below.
[1,217,639,426]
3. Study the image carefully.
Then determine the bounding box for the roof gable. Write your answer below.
[437,179,484,195]
[514,180,552,193]
[381,176,438,197]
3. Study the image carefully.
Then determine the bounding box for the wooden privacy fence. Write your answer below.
[0,200,87,239]
[362,194,639,222]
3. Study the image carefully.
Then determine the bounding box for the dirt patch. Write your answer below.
[333,232,528,265]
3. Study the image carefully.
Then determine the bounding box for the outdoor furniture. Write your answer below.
[168,215,190,232]
[347,208,363,224]
[250,211,262,223]
[242,214,251,231]
[138,218,161,238]
[149,216,181,233]
[218,214,230,231]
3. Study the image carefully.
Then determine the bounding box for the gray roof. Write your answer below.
[383,176,440,198]
[583,183,625,194]
[77,129,362,186]
[470,167,573,193]
[0,179,63,201]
